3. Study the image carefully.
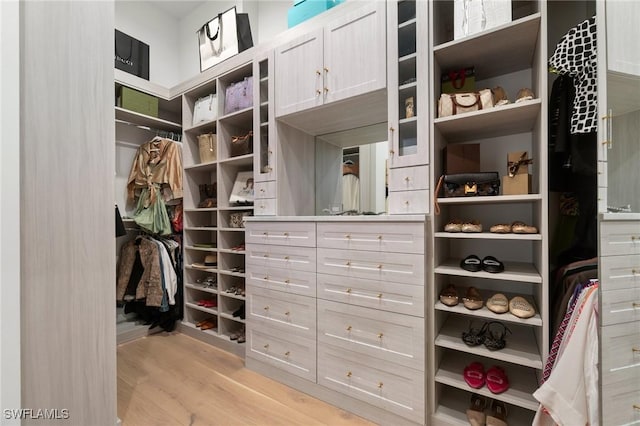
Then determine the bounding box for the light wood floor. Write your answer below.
[117,332,376,426]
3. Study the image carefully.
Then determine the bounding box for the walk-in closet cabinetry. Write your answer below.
[429,2,546,424]
[245,218,427,425]
[274,2,386,132]
[180,62,254,355]
[387,0,430,215]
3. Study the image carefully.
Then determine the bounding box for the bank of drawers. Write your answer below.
[599,220,640,425]
[245,221,316,382]
[316,222,425,253]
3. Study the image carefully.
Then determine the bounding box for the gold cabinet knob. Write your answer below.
[284,256,290,260]
[263,253,269,258]
[377,235,383,240]
[345,234,351,239]
[284,351,290,356]
[316,89,322,96]
[377,264,383,269]
[346,261,351,266]
[346,325,352,331]
[378,382,383,389]
[405,200,410,205]
[324,67,329,73]
[283,232,289,237]
[324,87,329,93]
[264,306,270,311]
[264,344,269,349]
[632,347,640,353]
[634,404,640,411]
[377,332,384,339]
[377,293,383,299]
[285,311,290,316]
[404,176,410,182]
[316,70,321,76]
[346,288,352,294]
[633,302,640,308]
[346,371,352,378]
[284,279,290,284]
[264,275,269,281]
[263,232,268,236]
[260,188,265,193]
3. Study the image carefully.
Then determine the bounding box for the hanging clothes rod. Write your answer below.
[115,119,182,142]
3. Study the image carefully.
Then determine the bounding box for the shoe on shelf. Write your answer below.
[482,256,505,273]
[509,296,536,319]
[461,321,489,347]
[483,322,511,351]
[463,362,486,389]
[486,399,508,426]
[511,221,537,234]
[486,366,510,394]
[466,393,487,426]
[461,220,483,233]
[195,317,214,328]
[486,293,509,314]
[489,223,511,233]
[444,219,463,233]
[515,87,535,103]
[460,255,482,272]
[439,283,459,307]
[463,287,484,310]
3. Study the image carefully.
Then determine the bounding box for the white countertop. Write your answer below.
[244,214,428,222]
[601,212,640,221]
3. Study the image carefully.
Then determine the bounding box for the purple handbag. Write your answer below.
[224,76,253,115]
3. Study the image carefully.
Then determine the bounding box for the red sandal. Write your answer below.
[463,362,485,389]
[486,366,509,394]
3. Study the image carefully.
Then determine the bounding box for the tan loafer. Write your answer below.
[444,219,463,232]
[509,296,536,319]
[490,223,511,233]
[486,293,509,314]
[511,221,537,234]
[461,220,483,233]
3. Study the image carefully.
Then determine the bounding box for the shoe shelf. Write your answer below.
[217,153,254,167]
[184,161,217,172]
[217,248,246,255]
[435,351,539,411]
[185,302,218,316]
[183,117,216,133]
[436,194,542,206]
[433,386,535,426]
[185,264,218,272]
[181,320,219,336]
[435,297,542,327]
[434,232,542,241]
[184,207,218,213]
[184,246,218,252]
[184,226,217,231]
[184,283,218,295]
[434,259,542,284]
[220,312,245,323]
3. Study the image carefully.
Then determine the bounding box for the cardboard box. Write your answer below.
[443,144,480,174]
[117,86,158,118]
[288,0,345,28]
[507,151,531,175]
[454,0,512,40]
[502,173,531,195]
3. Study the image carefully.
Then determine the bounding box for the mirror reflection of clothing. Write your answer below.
[342,173,360,212]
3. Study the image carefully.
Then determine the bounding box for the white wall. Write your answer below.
[115,1,182,87]
[0,1,21,422]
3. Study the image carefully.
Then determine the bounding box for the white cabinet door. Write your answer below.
[606,1,640,76]
[323,1,386,105]
[274,29,324,117]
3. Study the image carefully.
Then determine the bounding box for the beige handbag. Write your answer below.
[198,133,217,163]
[438,89,494,118]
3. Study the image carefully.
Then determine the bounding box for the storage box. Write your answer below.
[454,0,512,40]
[443,144,480,174]
[287,0,345,28]
[507,151,532,175]
[117,86,158,118]
[502,173,531,195]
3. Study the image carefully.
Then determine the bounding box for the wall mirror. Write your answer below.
[315,122,388,215]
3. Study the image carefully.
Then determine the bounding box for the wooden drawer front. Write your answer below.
[601,221,640,256]
[388,165,429,192]
[317,344,425,424]
[246,266,316,298]
[316,222,425,254]
[254,181,277,199]
[245,222,315,246]
[387,190,429,215]
[601,322,640,378]
[247,324,316,382]
[246,244,316,273]
[317,300,424,369]
[253,198,277,216]
[601,255,640,292]
[601,377,640,426]
[601,287,640,326]
[316,273,424,317]
[317,248,424,286]
[247,287,316,339]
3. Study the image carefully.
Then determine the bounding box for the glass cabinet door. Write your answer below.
[600,0,640,213]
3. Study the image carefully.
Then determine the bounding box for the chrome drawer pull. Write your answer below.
[346,371,352,378]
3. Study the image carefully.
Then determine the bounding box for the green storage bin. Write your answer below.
[118,86,158,118]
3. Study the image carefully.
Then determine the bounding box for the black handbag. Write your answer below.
[439,172,501,197]
[230,131,253,157]
[115,30,149,80]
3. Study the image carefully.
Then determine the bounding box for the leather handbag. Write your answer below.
[230,131,253,157]
[438,89,493,117]
[439,172,501,198]
[197,133,217,164]
[224,77,253,115]
[192,94,217,126]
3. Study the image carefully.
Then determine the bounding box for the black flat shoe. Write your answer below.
[460,255,482,272]
[482,256,504,273]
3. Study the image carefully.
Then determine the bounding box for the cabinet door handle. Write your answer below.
[264,344,269,349]
[405,200,410,206]
[264,275,269,281]
[404,176,410,182]
[324,87,329,93]
[263,232,268,236]
[602,110,613,149]
[377,332,384,339]
[346,325,352,331]
[377,264,383,269]
[284,256,290,260]
[632,347,640,353]
[633,302,640,308]
[284,279,290,284]
[345,234,351,239]
[264,306,270,311]
[378,382,384,389]
[316,89,322,96]
[634,404,640,411]
[284,311,290,316]
[284,351,290,356]
[346,371,352,378]
[316,70,321,76]
[324,67,329,73]
[377,293,383,299]
[377,235,383,241]
[283,232,289,237]
[346,288,352,294]
[346,261,351,266]
[263,253,269,258]
[260,188,265,193]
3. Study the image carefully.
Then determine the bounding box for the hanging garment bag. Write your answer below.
[198,6,254,72]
